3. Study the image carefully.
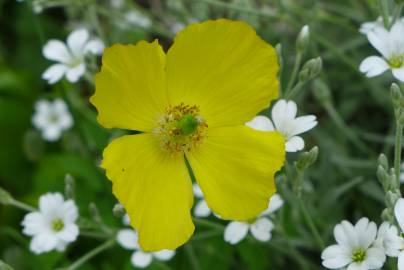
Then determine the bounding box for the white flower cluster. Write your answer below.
[246,99,317,152]
[21,193,79,254]
[360,18,404,82]
[322,198,404,270]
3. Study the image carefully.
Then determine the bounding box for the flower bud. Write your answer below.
[377,165,393,191]
[381,208,393,222]
[64,174,75,199]
[0,187,13,205]
[296,25,310,52]
[275,43,283,67]
[299,57,322,82]
[378,154,389,171]
[113,203,126,218]
[386,190,400,208]
[391,83,401,109]
[296,146,319,171]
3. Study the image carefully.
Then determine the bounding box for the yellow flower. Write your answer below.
[90,19,285,251]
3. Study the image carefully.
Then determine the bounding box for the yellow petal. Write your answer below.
[166,19,279,128]
[90,41,167,132]
[102,134,194,251]
[187,126,285,220]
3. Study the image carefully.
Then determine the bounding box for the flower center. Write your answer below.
[51,219,65,232]
[154,103,207,154]
[48,113,60,124]
[388,55,404,68]
[351,249,366,262]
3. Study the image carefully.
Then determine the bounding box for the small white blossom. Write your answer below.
[321,217,386,270]
[360,17,404,34]
[374,222,402,257]
[124,10,152,28]
[21,193,79,254]
[393,199,404,269]
[224,194,283,245]
[42,29,104,84]
[32,99,73,142]
[117,229,175,268]
[246,99,317,152]
[359,19,404,82]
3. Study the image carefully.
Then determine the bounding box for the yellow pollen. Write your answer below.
[389,55,404,68]
[154,103,207,154]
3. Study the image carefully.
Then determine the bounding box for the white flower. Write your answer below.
[224,194,283,245]
[124,10,152,28]
[359,19,404,82]
[42,29,104,84]
[393,198,404,270]
[246,99,317,152]
[21,193,79,254]
[32,99,73,141]
[117,229,175,268]
[321,217,386,270]
[374,222,402,257]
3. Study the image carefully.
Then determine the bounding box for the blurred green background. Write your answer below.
[0,0,399,269]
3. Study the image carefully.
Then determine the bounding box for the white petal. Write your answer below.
[390,20,404,52]
[55,240,68,252]
[321,244,351,269]
[271,100,297,134]
[39,193,65,217]
[66,63,85,83]
[394,198,404,232]
[61,200,78,223]
[393,67,404,82]
[42,64,67,84]
[347,262,367,270]
[250,217,274,242]
[367,27,393,58]
[334,220,358,248]
[245,115,275,131]
[42,125,62,141]
[364,247,386,269]
[288,115,317,137]
[375,222,401,257]
[398,251,404,270]
[193,200,211,217]
[359,56,389,77]
[131,251,153,268]
[116,229,139,250]
[285,136,305,152]
[30,233,58,254]
[153,250,175,261]
[122,214,131,226]
[58,223,79,242]
[355,217,377,249]
[224,221,249,245]
[67,29,89,58]
[84,39,105,55]
[21,212,47,236]
[42,40,72,63]
[192,183,204,198]
[261,193,284,216]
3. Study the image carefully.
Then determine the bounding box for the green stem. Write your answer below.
[379,0,390,28]
[192,218,225,231]
[285,52,302,96]
[200,0,280,18]
[297,197,325,249]
[184,243,201,270]
[64,239,115,270]
[285,81,305,99]
[10,199,36,212]
[394,121,403,187]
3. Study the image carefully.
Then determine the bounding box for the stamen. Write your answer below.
[51,219,65,232]
[154,103,207,154]
[351,249,366,262]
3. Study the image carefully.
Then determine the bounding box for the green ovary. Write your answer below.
[176,114,198,135]
[389,55,404,69]
[351,249,366,262]
[52,219,65,232]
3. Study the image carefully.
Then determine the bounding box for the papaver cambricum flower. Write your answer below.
[90,19,285,251]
